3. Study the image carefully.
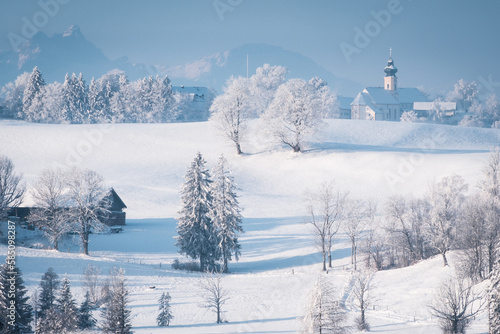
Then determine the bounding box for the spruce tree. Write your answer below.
[38,267,60,319]
[176,152,218,272]
[34,308,63,334]
[209,154,243,273]
[22,66,45,122]
[101,268,132,334]
[78,291,97,330]
[56,276,78,332]
[0,263,33,334]
[156,292,173,327]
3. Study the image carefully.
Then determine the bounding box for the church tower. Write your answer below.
[384,48,398,91]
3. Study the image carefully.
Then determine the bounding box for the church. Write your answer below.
[350,50,428,121]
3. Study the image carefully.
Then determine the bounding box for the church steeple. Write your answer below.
[384,48,397,91]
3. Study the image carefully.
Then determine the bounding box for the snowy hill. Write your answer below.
[0,119,497,333]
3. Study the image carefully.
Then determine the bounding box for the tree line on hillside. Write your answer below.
[0,67,205,124]
[209,66,339,154]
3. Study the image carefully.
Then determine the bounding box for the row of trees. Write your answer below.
[0,155,111,255]
[0,67,198,124]
[210,65,338,154]
[176,153,243,272]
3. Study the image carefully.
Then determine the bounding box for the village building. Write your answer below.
[351,50,429,121]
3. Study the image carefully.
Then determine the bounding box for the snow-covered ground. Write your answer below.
[0,118,498,333]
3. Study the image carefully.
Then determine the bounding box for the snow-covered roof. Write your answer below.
[352,92,383,114]
[413,102,456,111]
[338,96,354,109]
[398,88,428,104]
[363,87,399,105]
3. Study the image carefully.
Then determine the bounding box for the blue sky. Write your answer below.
[1,0,499,94]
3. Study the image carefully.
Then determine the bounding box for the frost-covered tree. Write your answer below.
[429,277,484,334]
[66,168,109,255]
[305,181,348,271]
[108,74,129,123]
[426,175,468,266]
[447,79,479,113]
[62,73,88,124]
[157,292,173,327]
[78,291,97,330]
[209,155,243,272]
[38,267,60,319]
[30,169,70,250]
[302,276,349,334]
[200,270,229,324]
[41,82,66,123]
[308,77,339,118]
[385,196,430,267]
[35,307,63,334]
[83,264,101,306]
[0,156,25,222]
[0,263,33,334]
[490,259,500,333]
[22,66,46,122]
[100,268,132,334]
[248,64,288,117]
[343,200,373,271]
[176,153,217,272]
[210,76,251,155]
[56,276,78,332]
[0,72,30,118]
[261,78,328,152]
[353,272,374,332]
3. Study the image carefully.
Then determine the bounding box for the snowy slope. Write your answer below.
[0,119,498,333]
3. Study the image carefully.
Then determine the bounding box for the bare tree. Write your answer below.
[66,168,109,255]
[352,272,374,332]
[209,76,251,155]
[305,182,348,271]
[385,196,430,267]
[83,264,101,306]
[303,276,350,334]
[344,200,373,271]
[426,175,468,267]
[0,155,25,221]
[199,270,229,324]
[429,277,484,334]
[30,169,71,250]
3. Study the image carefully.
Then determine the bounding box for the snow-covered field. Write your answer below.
[0,118,498,333]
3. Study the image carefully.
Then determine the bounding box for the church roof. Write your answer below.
[352,92,384,114]
[363,87,399,105]
[398,88,428,104]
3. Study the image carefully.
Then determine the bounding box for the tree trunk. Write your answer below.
[223,256,228,273]
[442,251,448,267]
[292,144,301,153]
[217,305,221,324]
[54,238,58,251]
[328,251,332,268]
[83,233,89,255]
[235,142,242,155]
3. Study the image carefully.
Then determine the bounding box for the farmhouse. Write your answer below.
[351,50,428,121]
[7,188,127,227]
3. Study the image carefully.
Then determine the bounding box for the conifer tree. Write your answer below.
[101,268,132,334]
[78,291,97,330]
[0,263,33,334]
[209,154,243,273]
[156,292,173,327]
[176,152,217,272]
[56,276,78,332]
[38,267,60,319]
[34,307,63,334]
[22,66,45,122]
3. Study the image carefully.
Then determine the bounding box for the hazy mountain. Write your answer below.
[163,43,362,95]
[0,25,155,86]
[0,27,361,96]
